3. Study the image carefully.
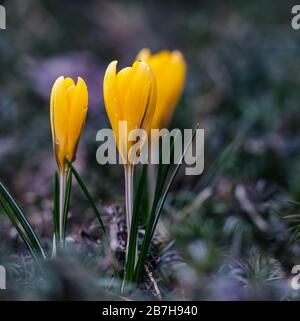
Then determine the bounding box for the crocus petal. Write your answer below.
[123,61,154,133]
[50,76,69,170]
[103,59,157,164]
[103,61,121,135]
[116,66,132,117]
[66,77,88,162]
[137,49,186,129]
[64,77,75,90]
[136,48,151,61]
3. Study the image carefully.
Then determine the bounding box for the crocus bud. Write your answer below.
[50,76,88,171]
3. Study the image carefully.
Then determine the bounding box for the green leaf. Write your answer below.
[134,126,197,282]
[137,165,150,225]
[152,132,181,218]
[124,164,148,287]
[0,180,47,259]
[66,159,106,234]
[0,194,37,258]
[151,129,197,239]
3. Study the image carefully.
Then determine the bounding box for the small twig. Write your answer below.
[235,184,269,233]
[145,265,162,300]
[109,214,119,253]
[178,187,212,218]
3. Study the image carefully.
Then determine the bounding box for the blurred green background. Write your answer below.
[1,0,300,300]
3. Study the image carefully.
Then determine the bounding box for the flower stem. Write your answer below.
[124,164,134,254]
[52,234,57,257]
[122,164,134,293]
[59,170,66,249]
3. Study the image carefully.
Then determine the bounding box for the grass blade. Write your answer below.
[138,165,150,225]
[0,180,47,259]
[151,128,197,238]
[0,194,38,258]
[134,126,197,281]
[66,159,106,234]
[123,164,148,287]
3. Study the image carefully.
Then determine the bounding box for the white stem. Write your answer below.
[52,234,57,258]
[124,165,134,258]
[59,170,66,247]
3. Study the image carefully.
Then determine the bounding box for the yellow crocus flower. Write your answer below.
[137,49,186,130]
[103,60,156,164]
[103,60,156,258]
[50,76,88,251]
[50,76,88,171]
